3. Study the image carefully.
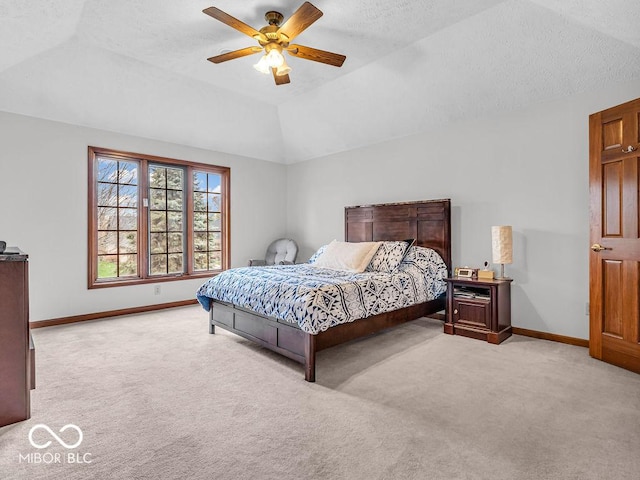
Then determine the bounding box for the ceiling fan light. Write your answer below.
[253,55,270,75]
[276,58,291,77]
[265,48,284,68]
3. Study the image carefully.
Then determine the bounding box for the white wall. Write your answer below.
[3,78,639,336]
[286,79,640,340]
[0,112,287,322]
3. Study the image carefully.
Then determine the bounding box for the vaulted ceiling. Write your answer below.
[1,1,639,164]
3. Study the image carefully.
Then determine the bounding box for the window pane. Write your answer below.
[98,255,118,278]
[168,254,183,274]
[208,174,221,193]
[208,251,221,270]
[119,255,138,276]
[194,232,207,252]
[149,166,166,188]
[208,232,221,251]
[193,192,207,211]
[97,183,118,207]
[98,231,117,255]
[150,188,166,210]
[167,190,183,211]
[150,254,167,275]
[194,212,207,231]
[208,213,221,230]
[98,207,117,230]
[118,232,137,254]
[98,159,118,183]
[119,208,138,230]
[167,233,183,253]
[167,212,183,232]
[118,162,138,185]
[208,194,221,212]
[150,211,166,232]
[166,168,183,190]
[194,252,207,271]
[193,172,207,192]
[118,185,138,208]
[150,233,167,254]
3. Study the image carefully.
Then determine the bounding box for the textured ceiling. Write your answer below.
[0,0,639,163]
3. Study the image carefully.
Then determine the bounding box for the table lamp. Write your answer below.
[492,226,512,280]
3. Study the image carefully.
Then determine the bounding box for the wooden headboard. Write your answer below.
[345,199,451,273]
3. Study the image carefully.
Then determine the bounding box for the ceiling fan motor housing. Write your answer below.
[264,11,284,26]
[258,21,289,47]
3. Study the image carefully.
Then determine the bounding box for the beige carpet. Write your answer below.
[1,305,639,480]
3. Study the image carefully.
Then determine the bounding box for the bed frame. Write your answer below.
[208,199,451,382]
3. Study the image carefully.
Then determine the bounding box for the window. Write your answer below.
[192,171,223,271]
[88,147,230,288]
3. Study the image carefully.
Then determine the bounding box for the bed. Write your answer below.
[197,199,451,382]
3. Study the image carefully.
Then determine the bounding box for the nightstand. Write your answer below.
[444,277,512,344]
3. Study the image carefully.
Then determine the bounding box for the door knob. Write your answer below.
[622,145,637,153]
[591,243,609,252]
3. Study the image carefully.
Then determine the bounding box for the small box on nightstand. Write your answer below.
[477,270,494,280]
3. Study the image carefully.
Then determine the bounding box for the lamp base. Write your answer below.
[494,263,512,281]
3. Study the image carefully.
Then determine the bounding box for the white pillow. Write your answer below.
[312,240,382,273]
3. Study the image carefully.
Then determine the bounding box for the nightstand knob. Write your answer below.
[453,309,458,314]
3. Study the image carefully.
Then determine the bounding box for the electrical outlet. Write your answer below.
[585,302,589,316]
[154,285,161,295]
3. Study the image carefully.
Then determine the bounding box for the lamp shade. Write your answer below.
[253,55,270,75]
[491,226,513,264]
[265,49,284,68]
[275,58,291,77]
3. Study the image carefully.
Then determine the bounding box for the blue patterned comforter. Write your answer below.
[196,247,447,334]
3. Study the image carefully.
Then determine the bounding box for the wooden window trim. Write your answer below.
[88,146,230,289]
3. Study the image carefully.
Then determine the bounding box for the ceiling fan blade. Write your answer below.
[278,2,323,42]
[207,46,262,64]
[272,68,291,85]
[203,7,267,42]
[287,44,346,67]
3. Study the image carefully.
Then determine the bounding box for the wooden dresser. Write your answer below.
[0,248,35,427]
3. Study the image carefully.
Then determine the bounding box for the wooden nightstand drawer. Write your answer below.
[453,298,490,329]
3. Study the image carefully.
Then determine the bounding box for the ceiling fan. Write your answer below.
[203,2,346,85]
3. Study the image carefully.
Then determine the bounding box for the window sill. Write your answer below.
[88,271,222,289]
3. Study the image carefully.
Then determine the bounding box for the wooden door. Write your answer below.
[589,98,640,374]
